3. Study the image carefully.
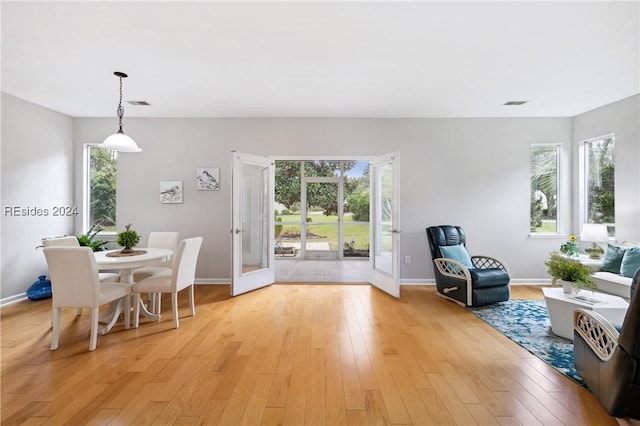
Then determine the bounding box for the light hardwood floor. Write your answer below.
[1,284,617,425]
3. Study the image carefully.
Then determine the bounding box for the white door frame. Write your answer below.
[231,151,275,296]
[369,152,400,298]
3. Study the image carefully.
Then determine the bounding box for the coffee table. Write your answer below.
[542,287,629,340]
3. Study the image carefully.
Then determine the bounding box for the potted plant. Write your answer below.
[116,224,140,254]
[76,224,109,252]
[545,251,597,294]
[559,234,580,258]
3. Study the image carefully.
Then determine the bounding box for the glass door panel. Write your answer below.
[240,164,269,274]
[374,162,393,275]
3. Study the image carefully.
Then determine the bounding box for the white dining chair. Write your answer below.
[132,231,179,313]
[132,236,203,328]
[43,246,131,351]
[42,236,120,281]
[132,232,179,281]
[42,236,120,317]
[41,236,79,247]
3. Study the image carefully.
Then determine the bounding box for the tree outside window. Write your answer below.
[584,136,615,235]
[86,145,117,232]
[275,160,360,215]
[530,145,559,233]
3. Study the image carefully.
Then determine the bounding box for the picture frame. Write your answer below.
[196,167,220,191]
[160,180,183,204]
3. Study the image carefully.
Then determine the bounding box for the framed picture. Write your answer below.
[196,167,220,191]
[160,180,183,204]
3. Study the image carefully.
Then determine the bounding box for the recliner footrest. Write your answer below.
[470,268,510,289]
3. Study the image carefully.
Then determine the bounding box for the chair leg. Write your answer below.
[188,285,195,317]
[51,307,61,350]
[133,293,141,328]
[153,293,162,314]
[89,308,99,351]
[172,292,179,328]
[148,292,154,313]
[123,296,131,330]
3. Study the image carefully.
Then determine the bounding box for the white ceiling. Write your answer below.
[2,1,638,118]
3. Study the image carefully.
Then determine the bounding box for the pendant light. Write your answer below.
[100,71,142,152]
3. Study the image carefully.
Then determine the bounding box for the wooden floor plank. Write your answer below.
[325,360,348,426]
[427,372,478,425]
[0,284,620,425]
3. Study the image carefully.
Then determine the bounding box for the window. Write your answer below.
[530,144,559,234]
[582,135,615,236]
[83,144,117,232]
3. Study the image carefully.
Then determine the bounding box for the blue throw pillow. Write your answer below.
[601,244,627,273]
[440,244,474,269]
[620,247,640,278]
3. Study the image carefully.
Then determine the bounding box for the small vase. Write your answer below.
[560,279,578,295]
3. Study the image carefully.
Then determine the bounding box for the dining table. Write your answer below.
[94,247,173,334]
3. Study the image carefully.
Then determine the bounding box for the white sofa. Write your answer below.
[591,271,633,300]
[589,241,640,301]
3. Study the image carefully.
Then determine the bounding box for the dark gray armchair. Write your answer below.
[573,268,640,420]
[426,225,510,307]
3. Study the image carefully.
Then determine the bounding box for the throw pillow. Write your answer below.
[620,247,640,278]
[440,244,474,270]
[601,244,627,273]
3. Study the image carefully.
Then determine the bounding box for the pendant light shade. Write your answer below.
[101,131,141,152]
[100,71,142,153]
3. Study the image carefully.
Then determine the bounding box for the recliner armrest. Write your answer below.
[574,309,620,361]
[433,258,471,280]
[471,256,509,273]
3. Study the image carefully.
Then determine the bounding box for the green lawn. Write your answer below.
[533,220,557,233]
[276,213,370,250]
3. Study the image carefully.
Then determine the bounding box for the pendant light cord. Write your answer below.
[117,75,125,133]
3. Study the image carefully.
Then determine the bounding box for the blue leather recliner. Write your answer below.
[426,225,511,307]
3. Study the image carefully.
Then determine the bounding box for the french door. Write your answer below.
[231,153,399,298]
[369,152,400,298]
[230,152,275,296]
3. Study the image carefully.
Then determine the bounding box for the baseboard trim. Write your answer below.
[399,279,550,286]
[195,279,230,285]
[400,279,434,285]
[1,293,28,307]
[0,278,553,307]
[195,278,552,286]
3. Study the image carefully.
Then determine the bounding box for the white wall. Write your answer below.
[2,94,636,299]
[1,94,74,301]
[573,95,640,243]
[74,117,574,283]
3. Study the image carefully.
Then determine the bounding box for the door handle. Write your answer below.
[235,228,244,234]
[392,229,401,234]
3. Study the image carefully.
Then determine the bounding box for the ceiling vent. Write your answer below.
[503,100,528,106]
[127,101,150,106]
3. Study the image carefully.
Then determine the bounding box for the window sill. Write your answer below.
[528,233,565,239]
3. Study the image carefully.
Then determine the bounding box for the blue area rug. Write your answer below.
[469,299,585,386]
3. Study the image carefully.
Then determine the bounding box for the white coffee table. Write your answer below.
[542,287,629,340]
